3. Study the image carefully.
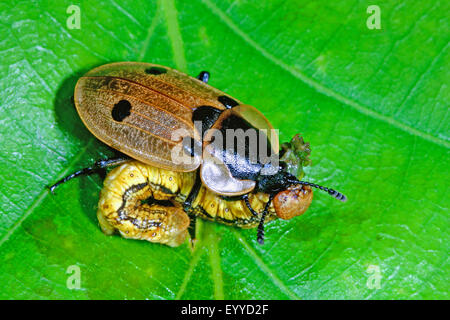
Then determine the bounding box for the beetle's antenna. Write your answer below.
[301,181,347,202]
[287,178,347,202]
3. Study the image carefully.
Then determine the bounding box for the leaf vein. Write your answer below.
[0,138,95,248]
[232,230,300,300]
[161,0,188,72]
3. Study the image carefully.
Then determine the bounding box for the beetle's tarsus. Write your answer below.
[256,194,274,245]
[188,215,197,242]
[47,184,56,194]
[257,233,264,245]
[257,217,265,245]
[189,237,198,251]
[197,71,210,83]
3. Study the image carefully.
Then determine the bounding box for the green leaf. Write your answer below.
[0,0,448,299]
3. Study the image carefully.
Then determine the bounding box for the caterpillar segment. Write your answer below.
[97,161,193,247]
[97,161,283,246]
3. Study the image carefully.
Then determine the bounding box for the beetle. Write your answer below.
[50,62,346,246]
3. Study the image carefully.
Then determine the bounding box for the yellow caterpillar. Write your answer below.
[97,161,313,246]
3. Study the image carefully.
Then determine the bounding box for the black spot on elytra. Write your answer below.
[192,106,222,135]
[112,100,132,122]
[145,67,167,75]
[218,95,238,109]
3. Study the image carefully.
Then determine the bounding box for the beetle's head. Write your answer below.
[266,134,347,220]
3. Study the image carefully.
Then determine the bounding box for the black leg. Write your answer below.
[300,181,347,202]
[243,194,258,216]
[48,157,130,193]
[188,214,197,243]
[257,194,275,245]
[197,71,210,83]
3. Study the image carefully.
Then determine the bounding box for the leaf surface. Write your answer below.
[0,0,448,299]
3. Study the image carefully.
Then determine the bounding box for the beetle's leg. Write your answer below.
[49,157,130,193]
[197,71,210,83]
[188,214,197,245]
[243,194,259,216]
[256,194,275,245]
